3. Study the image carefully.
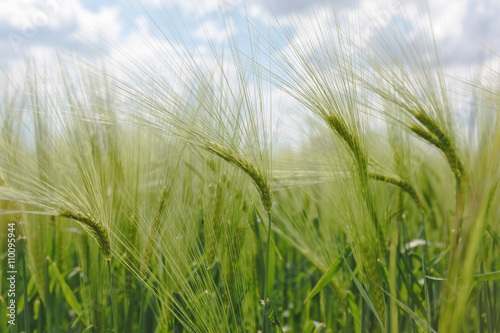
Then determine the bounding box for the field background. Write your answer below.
[1,0,500,332]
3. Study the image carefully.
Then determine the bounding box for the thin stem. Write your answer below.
[21,244,30,333]
[361,297,366,333]
[139,284,147,332]
[253,211,265,297]
[262,212,272,333]
[108,260,119,333]
[452,175,466,249]
[44,257,52,332]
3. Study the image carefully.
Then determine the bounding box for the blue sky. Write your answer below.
[1,0,498,146]
[1,0,498,74]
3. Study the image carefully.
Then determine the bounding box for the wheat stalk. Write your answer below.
[205,178,224,268]
[224,225,245,301]
[141,182,172,279]
[125,214,137,307]
[359,236,386,322]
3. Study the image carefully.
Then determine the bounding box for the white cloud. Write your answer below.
[2,0,496,73]
[2,0,497,103]
[144,0,223,17]
[192,17,236,44]
[0,0,122,73]
[0,0,497,160]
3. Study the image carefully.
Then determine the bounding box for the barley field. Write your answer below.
[1,1,499,332]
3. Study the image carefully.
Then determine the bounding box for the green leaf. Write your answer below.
[347,291,361,333]
[332,230,386,332]
[421,256,432,330]
[426,271,500,282]
[379,284,437,333]
[33,299,40,321]
[425,276,446,281]
[313,323,327,333]
[71,311,85,329]
[266,299,283,332]
[0,295,7,328]
[304,243,352,303]
[473,271,500,282]
[304,322,315,332]
[46,257,85,325]
[15,269,36,314]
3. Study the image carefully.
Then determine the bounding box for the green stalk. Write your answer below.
[452,175,466,250]
[37,302,43,333]
[410,114,467,250]
[421,213,435,328]
[44,258,52,332]
[360,298,366,333]
[139,285,148,332]
[20,240,30,333]
[252,210,265,296]
[262,212,272,333]
[108,260,119,333]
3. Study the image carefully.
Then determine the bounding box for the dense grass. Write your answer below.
[1,2,500,332]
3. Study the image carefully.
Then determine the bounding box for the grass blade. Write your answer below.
[304,243,351,304]
[46,257,84,325]
[332,229,386,332]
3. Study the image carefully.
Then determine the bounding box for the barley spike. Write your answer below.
[60,210,111,260]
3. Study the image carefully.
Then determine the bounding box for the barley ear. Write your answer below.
[203,140,272,212]
[412,111,466,182]
[59,210,111,260]
[369,173,424,212]
[410,111,467,248]
[409,124,442,149]
[325,115,367,175]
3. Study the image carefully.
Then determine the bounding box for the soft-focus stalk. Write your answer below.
[108,260,119,333]
[262,212,272,333]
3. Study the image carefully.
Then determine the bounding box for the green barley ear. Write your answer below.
[326,113,424,215]
[368,173,424,212]
[324,115,388,254]
[59,210,111,261]
[409,109,467,249]
[325,114,367,176]
[412,110,466,182]
[408,124,442,150]
[203,140,272,212]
